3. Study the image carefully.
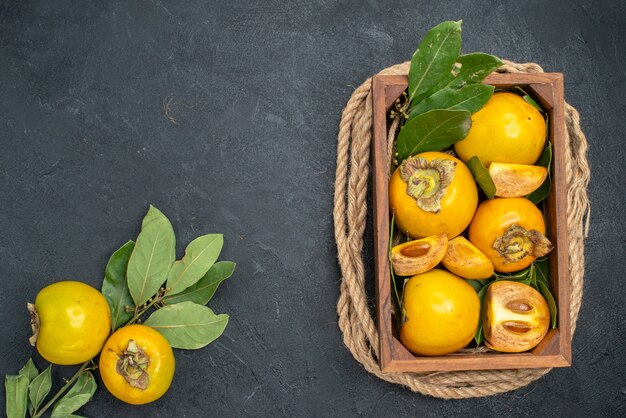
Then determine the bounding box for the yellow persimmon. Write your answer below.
[455,92,546,166]
[389,152,478,239]
[400,269,480,356]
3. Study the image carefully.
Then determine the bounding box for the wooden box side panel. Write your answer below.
[371,75,395,370]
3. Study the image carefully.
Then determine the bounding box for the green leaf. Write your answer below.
[528,264,538,289]
[18,359,38,417]
[474,284,490,345]
[501,266,533,286]
[533,258,557,328]
[17,359,39,417]
[534,258,550,286]
[514,86,546,114]
[400,278,410,324]
[533,140,552,168]
[18,359,38,382]
[527,142,552,204]
[127,205,176,306]
[102,241,136,331]
[144,302,229,349]
[396,109,471,160]
[408,20,462,103]
[28,366,51,413]
[431,52,503,92]
[520,277,533,286]
[50,373,96,418]
[166,234,224,295]
[513,86,543,112]
[466,156,496,199]
[523,95,542,112]
[475,278,493,287]
[466,279,484,293]
[494,266,532,281]
[5,374,28,418]
[164,261,235,305]
[388,213,402,329]
[408,84,494,118]
[537,280,558,329]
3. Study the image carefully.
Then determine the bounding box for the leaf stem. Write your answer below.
[127,288,166,325]
[32,360,90,418]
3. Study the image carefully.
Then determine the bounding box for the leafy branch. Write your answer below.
[6,205,236,417]
[394,21,502,162]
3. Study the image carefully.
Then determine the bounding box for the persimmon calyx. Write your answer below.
[400,157,456,213]
[116,340,151,390]
[27,303,39,347]
[493,224,553,263]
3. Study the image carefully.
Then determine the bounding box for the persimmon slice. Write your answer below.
[441,236,494,279]
[489,162,548,198]
[391,234,448,276]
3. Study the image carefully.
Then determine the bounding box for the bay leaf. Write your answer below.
[528,264,538,289]
[28,366,51,413]
[18,359,38,416]
[430,52,503,92]
[395,109,471,160]
[527,141,552,204]
[127,205,176,306]
[388,213,402,330]
[534,257,550,286]
[513,86,543,112]
[166,234,224,295]
[144,302,229,350]
[164,261,235,306]
[5,374,28,418]
[466,156,496,199]
[494,266,532,281]
[50,373,96,418]
[524,95,542,112]
[532,258,556,328]
[102,241,135,330]
[408,84,494,118]
[466,279,484,293]
[408,20,462,104]
[475,278,492,287]
[18,359,38,382]
[474,284,490,345]
[537,280,558,329]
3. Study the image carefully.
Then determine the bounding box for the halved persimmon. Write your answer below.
[441,236,494,279]
[391,234,448,276]
[483,281,550,352]
[489,162,548,198]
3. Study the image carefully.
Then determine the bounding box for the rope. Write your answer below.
[333,60,590,399]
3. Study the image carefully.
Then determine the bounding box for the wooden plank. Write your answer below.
[550,73,572,363]
[371,75,393,371]
[384,354,571,373]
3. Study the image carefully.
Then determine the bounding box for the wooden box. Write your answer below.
[371,73,571,372]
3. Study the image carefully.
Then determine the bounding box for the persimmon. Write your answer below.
[455,92,546,166]
[469,197,552,273]
[389,152,478,239]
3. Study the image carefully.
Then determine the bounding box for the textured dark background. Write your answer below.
[1,0,625,416]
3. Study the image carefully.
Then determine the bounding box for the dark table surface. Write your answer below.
[1,1,625,417]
